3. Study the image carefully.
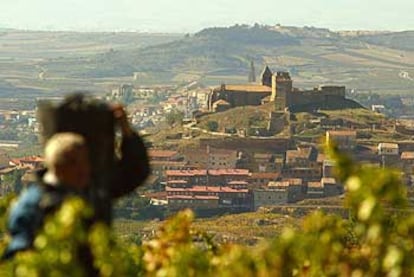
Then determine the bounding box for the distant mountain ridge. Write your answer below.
[69,24,412,78]
[21,24,412,96]
[356,31,414,51]
[2,24,412,99]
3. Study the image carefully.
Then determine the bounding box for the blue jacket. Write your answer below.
[3,185,44,259]
[2,183,76,259]
[2,133,149,259]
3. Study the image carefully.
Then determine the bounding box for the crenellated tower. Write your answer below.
[271,72,292,110]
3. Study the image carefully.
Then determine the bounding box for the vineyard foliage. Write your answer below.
[1,145,414,276]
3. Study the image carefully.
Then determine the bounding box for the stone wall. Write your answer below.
[200,137,290,154]
[286,86,346,111]
[208,90,270,111]
[267,112,287,134]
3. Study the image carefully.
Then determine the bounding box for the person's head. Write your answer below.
[44,132,91,189]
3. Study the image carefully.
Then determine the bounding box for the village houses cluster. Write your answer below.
[2,126,414,214]
[1,66,414,216]
[143,130,414,213]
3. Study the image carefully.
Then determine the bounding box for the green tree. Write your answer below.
[2,170,24,194]
[206,120,219,132]
[165,109,184,126]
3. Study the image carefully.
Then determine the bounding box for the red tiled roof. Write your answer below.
[167,180,188,184]
[168,195,193,199]
[144,192,167,200]
[401,151,414,160]
[249,172,280,179]
[286,147,313,160]
[326,130,357,136]
[283,178,303,185]
[166,186,248,193]
[167,195,219,200]
[150,161,188,167]
[148,149,178,158]
[269,178,303,187]
[321,177,336,185]
[166,169,250,177]
[308,181,323,188]
[317,154,326,163]
[227,181,249,185]
[166,170,207,176]
[10,156,44,165]
[268,181,290,188]
[208,169,250,176]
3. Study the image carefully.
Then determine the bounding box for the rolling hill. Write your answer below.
[1,24,413,98]
[59,24,414,93]
[0,30,182,97]
[357,31,414,51]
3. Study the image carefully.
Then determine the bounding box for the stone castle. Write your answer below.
[208,66,361,112]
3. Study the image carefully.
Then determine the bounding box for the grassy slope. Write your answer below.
[293,108,409,143]
[113,195,348,245]
[114,211,300,245]
[197,103,275,132]
[1,26,413,98]
[70,26,414,94]
[0,31,182,98]
[147,106,398,150]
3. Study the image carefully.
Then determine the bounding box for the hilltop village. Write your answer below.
[1,66,414,217]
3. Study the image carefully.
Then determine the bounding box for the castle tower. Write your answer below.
[260,66,272,87]
[271,72,293,110]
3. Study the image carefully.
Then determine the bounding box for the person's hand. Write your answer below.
[112,104,134,137]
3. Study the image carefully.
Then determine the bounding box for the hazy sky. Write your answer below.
[1,0,413,32]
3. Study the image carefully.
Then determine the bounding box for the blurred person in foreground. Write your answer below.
[1,104,149,268]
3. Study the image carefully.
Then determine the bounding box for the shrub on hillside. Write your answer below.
[206,120,219,132]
